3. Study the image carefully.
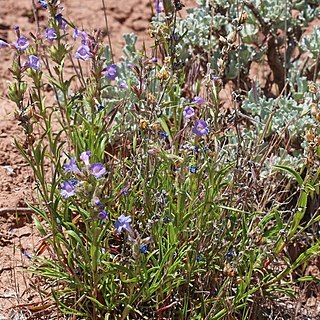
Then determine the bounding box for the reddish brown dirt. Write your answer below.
[0,0,196,317]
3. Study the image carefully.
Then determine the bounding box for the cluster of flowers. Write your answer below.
[0,7,122,86]
[61,151,133,234]
[0,8,69,71]
[182,96,209,137]
[72,29,128,88]
[60,151,106,198]
[155,0,163,14]
[69,23,129,89]
[0,26,41,71]
[73,27,119,81]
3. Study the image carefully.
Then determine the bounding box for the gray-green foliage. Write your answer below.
[156,0,319,80]
[301,26,320,60]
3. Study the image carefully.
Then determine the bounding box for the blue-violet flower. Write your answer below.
[183,106,195,119]
[160,131,168,138]
[114,214,132,233]
[80,151,91,166]
[189,165,197,173]
[38,0,48,9]
[105,64,118,80]
[192,96,205,105]
[64,157,81,174]
[45,28,57,41]
[98,210,109,220]
[0,40,9,48]
[73,28,88,41]
[155,0,163,13]
[75,44,91,61]
[28,55,41,70]
[118,81,128,90]
[15,37,29,50]
[90,163,106,179]
[55,13,67,30]
[60,181,76,198]
[192,120,208,137]
[139,244,148,253]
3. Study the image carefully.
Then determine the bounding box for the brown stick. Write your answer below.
[0,207,34,214]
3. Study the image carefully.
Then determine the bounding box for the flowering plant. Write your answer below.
[6,0,320,318]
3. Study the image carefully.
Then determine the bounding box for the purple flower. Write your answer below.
[80,151,91,166]
[126,63,133,70]
[70,179,78,186]
[60,181,76,198]
[14,25,19,31]
[0,40,9,48]
[27,55,41,70]
[93,197,101,206]
[90,163,106,179]
[45,28,57,41]
[192,120,209,137]
[155,0,163,13]
[114,214,132,233]
[121,187,129,196]
[139,244,148,253]
[150,57,157,63]
[183,106,195,119]
[55,13,67,30]
[226,249,235,259]
[63,157,81,174]
[118,81,128,90]
[192,96,205,105]
[38,0,48,9]
[160,131,168,138]
[73,28,88,41]
[105,64,118,80]
[15,37,29,50]
[23,250,33,260]
[98,210,109,220]
[75,44,91,61]
[96,104,105,112]
[212,75,220,83]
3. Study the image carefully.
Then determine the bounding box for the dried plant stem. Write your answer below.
[101,0,114,63]
[0,207,34,214]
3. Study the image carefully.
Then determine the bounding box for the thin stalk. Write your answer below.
[101,0,114,63]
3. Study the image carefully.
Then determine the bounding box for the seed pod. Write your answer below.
[305,128,314,142]
[227,31,237,44]
[147,93,156,104]
[314,136,320,146]
[311,103,318,116]
[164,56,171,64]
[217,58,224,68]
[223,263,236,277]
[139,118,149,130]
[308,81,318,94]
[219,35,227,45]
[26,134,35,146]
[239,11,248,25]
